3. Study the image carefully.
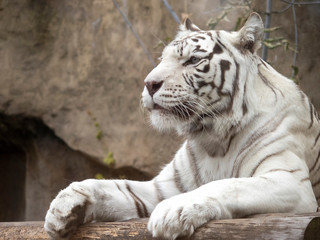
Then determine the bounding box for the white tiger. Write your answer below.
[44,13,320,239]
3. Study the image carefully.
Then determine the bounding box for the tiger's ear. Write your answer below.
[180,18,201,32]
[238,12,264,53]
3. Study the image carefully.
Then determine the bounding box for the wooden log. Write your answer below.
[0,213,319,240]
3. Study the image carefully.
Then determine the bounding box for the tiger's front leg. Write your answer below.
[148,171,317,239]
[44,179,159,239]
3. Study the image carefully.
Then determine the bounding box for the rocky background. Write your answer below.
[0,0,319,221]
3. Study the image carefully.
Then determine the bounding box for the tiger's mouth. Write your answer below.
[153,103,165,110]
[151,102,196,120]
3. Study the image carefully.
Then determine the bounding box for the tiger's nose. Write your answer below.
[145,81,164,97]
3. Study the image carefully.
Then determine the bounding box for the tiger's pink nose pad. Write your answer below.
[145,81,164,97]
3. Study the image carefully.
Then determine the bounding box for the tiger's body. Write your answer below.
[45,13,320,239]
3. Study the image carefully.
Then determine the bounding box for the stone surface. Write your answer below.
[0,0,183,175]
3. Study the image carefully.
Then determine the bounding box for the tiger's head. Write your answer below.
[142,13,264,136]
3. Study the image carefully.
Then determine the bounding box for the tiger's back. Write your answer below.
[256,60,320,204]
[231,59,320,205]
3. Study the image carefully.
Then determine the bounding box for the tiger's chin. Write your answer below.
[149,110,179,132]
[149,110,195,135]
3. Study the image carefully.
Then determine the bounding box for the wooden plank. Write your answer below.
[0,213,319,240]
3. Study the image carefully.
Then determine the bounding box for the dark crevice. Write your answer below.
[0,112,152,180]
[0,112,152,221]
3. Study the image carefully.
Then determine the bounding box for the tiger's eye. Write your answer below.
[183,56,202,66]
[190,56,201,64]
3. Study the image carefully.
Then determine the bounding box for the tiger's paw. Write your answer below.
[148,194,223,240]
[44,182,93,239]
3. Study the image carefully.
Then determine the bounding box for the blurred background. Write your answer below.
[0,0,319,221]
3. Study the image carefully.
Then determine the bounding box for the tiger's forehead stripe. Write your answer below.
[212,44,223,55]
[172,31,220,56]
[192,45,207,53]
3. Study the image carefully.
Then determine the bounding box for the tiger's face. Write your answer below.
[142,15,263,135]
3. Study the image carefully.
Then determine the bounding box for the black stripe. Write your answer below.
[197,81,208,89]
[153,178,165,202]
[206,31,214,41]
[186,141,201,187]
[300,177,310,182]
[242,80,248,116]
[173,159,187,193]
[180,42,184,57]
[215,60,239,115]
[308,101,314,129]
[213,43,223,54]
[218,60,230,92]
[183,73,194,88]
[229,61,240,112]
[125,182,149,218]
[233,122,288,178]
[259,57,269,69]
[210,64,217,89]
[216,38,227,50]
[266,168,301,173]
[115,182,129,200]
[202,41,223,63]
[192,45,207,53]
[182,73,190,85]
[196,64,210,73]
[194,73,203,79]
[249,150,286,177]
[207,98,222,106]
[314,131,320,148]
[212,36,245,114]
[224,133,236,156]
[241,119,278,154]
[216,35,237,60]
[72,188,90,199]
[258,70,278,99]
[242,101,248,115]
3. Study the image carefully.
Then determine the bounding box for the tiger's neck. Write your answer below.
[182,58,277,157]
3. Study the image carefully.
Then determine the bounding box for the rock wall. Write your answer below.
[0,0,181,176]
[0,113,152,220]
[0,0,319,220]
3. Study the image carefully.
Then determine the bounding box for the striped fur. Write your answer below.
[45,13,320,240]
